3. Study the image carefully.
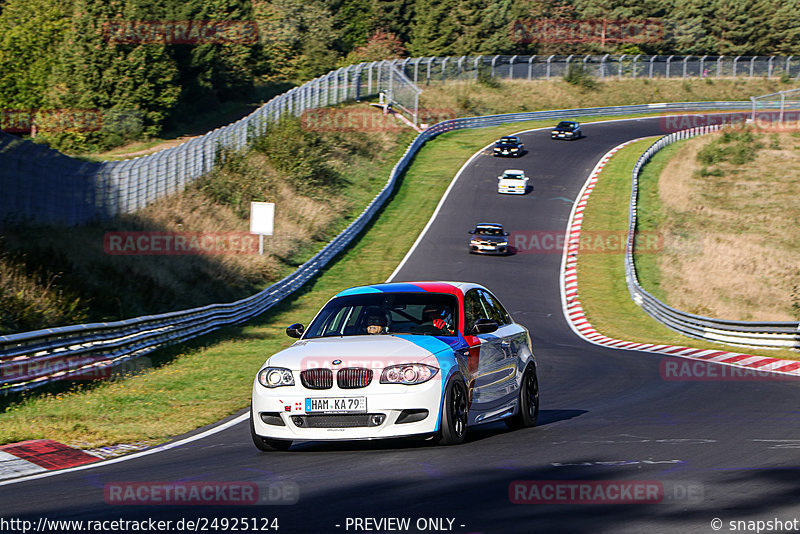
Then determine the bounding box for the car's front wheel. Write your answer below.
[435,377,468,445]
[506,365,539,429]
[250,407,292,451]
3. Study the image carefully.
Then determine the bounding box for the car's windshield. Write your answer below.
[503,172,524,180]
[305,292,459,337]
[497,137,518,145]
[475,227,503,236]
[557,121,575,128]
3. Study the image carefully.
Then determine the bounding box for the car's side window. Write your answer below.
[464,289,485,334]
[480,290,512,325]
[478,290,506,326]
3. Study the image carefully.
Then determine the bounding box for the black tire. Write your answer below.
[435,377,469,445]
[250,407,292,451]
[506,365,539,430]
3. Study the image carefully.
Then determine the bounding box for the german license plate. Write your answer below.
[305,397,367,414]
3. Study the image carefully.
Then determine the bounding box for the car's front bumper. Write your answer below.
[498,186,526,194]
[252,377,444,441]
[470,244,508,254]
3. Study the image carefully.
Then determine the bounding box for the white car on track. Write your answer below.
[497,169,529,195]
[251,282,539,451]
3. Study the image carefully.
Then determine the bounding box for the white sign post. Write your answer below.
[250,202,275,255]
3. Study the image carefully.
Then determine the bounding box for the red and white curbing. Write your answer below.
[0,440,100,481]
[560,139,800,377]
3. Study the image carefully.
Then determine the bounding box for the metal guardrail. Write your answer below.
[0,101,788,393]
[625,128,800,349]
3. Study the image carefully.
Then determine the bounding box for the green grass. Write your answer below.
[576,139,800,361]
[632,141,685,302]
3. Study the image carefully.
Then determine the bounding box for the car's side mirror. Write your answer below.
[471,318,499,335]
[286,323,305,338]
[468,230,475,234]
[504,231,510,236]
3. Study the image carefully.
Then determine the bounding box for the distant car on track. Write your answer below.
[551,121,583,140]
[250,282,539,451]
[493,135,524,157]
[468,223,510,255]
[497,169,529,195]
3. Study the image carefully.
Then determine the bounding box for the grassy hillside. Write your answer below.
[0,110,411,334]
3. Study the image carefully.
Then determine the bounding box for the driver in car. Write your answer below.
[366,311,388,335]
[419,305,454,335]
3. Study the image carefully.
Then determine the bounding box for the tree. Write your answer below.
[0,0,72,110]
[340,29,406,65]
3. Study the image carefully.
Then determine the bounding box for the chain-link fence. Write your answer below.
[399,55,800,84]
[2,55,798,227]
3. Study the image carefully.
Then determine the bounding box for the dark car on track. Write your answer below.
[493,136,524,157]
[551,121,583,140]
[468,223,510,255]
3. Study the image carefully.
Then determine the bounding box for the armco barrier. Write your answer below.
[625,127,800,349]
[0,103,790,393]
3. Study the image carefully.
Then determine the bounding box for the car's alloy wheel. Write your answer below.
[250,407,292,451]
[506,365,539,429]
[436,378,468,445]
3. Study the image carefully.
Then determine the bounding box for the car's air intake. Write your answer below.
[337,368,373,389]
[300,368,333,389]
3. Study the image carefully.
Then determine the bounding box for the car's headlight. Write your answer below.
[380,364,438,385]
[499,241,509,246]
[258,367,295,388]
[470,239,480,245]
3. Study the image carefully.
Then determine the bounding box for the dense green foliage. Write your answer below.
[2,0,800,151]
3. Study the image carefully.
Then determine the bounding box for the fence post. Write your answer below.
[733,56,740,78]
[618,54,626,80]
[699,55,707,77]
[649,55,655,79]
[633,54,641,79]
[474,55,482,81]
[717,56,723,77]
[427,57,433,85]
[600,53,609,80]
[768,56,774,78]
[509,55,517,80]
[546,55,555,80]
[683,55,690,78]
[441,57,449,83]
[750,56,756,77]
[457,55,466,77]
[786,56,793,77]
[666,55,674,78]
[491,55,498,78]
[528,55,535,80]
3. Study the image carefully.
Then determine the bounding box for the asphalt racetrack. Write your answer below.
[2,116,799,534]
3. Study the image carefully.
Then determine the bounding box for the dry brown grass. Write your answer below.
[0,114,402,332]
[421,78,793,117]
[653,129,800,321]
